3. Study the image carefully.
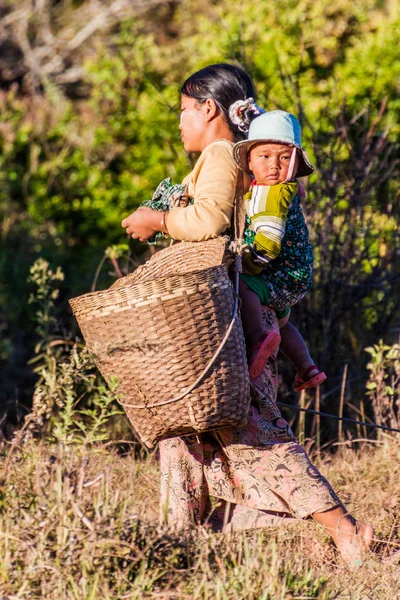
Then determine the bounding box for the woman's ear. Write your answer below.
[202,98,219,121]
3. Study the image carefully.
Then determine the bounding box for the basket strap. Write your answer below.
[229,170,248,263]
[233,170,246,245]
[121,270,241,410]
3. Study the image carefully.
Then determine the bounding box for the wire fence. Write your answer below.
[277,401,400,435]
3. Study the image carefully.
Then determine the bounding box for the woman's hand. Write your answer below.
[121,207,162,241]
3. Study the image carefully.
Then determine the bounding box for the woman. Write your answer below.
[121,63,373,566]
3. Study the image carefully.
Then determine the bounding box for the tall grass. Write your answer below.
[1,439,400,598]
[1,251,399,598]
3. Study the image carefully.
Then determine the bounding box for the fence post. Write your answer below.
[298,389,306,445]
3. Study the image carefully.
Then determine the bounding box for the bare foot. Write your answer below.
[333,517,374,567]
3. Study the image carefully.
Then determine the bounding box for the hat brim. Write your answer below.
[233,139,314,178]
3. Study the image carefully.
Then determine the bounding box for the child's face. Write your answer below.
[248,143,295,185]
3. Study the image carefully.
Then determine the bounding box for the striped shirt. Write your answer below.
[245,181,298,264]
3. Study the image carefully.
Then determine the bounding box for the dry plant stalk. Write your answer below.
[338,364,348,443]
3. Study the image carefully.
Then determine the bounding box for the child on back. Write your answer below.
[135,106,324,390]
[232,110,326,386]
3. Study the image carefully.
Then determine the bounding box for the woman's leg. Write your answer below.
[159,305,374,566]
[159,436,208,528]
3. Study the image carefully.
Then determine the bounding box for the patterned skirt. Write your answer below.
[159,306,342,532]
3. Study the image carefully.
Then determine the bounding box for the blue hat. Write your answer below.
[233,110,314,177]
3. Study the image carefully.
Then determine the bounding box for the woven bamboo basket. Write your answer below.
[69,238,250,448]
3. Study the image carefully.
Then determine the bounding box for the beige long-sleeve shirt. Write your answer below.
[166,139,238,242]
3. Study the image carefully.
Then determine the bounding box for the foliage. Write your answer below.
[0,0,399,425]
[0,0,175,96]
[24,258,127,446]
[28,258,65,343]
[365,341,400,431]
[296,101,400,385]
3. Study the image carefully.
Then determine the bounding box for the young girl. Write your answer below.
[232,109,327,385]
[121,63,373,566]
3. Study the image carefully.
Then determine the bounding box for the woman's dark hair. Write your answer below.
[181,63,256,138]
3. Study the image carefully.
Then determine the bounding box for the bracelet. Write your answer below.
[160,212,167,232]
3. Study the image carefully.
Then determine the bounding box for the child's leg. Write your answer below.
[279,320,317,376]
[279,320,326,390]
[239,279,281,380]
[312,506,374,566]
[238,279,265,347]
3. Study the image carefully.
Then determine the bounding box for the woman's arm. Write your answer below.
[121,207,168,241]
[166,141,238,242]
[121,141,237,242]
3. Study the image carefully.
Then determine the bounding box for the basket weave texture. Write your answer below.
[69,238,250,448]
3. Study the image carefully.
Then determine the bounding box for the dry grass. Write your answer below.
[1,438,400,599]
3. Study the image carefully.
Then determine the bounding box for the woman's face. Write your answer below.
[179,95,208,153]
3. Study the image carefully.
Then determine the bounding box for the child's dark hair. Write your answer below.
[181,63,259,139]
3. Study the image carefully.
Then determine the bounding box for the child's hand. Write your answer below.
[121,207,162,242]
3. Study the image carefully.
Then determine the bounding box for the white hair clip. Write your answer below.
[229,98,264,133]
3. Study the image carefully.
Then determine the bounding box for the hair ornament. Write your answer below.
[229,98,265,133]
